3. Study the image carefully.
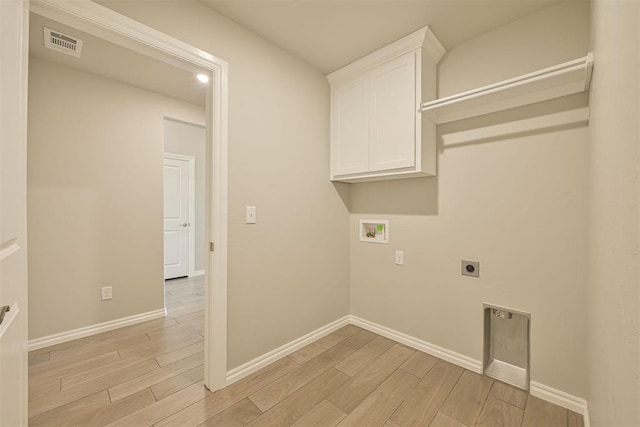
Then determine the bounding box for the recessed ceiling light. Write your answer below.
[196,73,209,83]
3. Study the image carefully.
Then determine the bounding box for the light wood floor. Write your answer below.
[28,277,583,426]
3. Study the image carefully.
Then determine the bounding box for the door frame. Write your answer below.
[163,152,197,278]
[29,0,229,390]
[0,0,29,423]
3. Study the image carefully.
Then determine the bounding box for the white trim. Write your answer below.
[29,0,220,72]
[1,0,30,423]
[420,53,594,124]
[530,382,590,422]
[0,242,21,261]
[350,315,589,419]
[423,28,446,64]
[29,0,229,391]
[225,316,351,385]
[28,308,166,351]
[191,269,205,277]
[207,31,230,391]
[225,314,589,419]
[327,26,444,83]
[441,107,591,147]
[163,152,197,278]
[349,315,482,373]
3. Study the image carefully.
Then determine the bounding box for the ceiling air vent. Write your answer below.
[44,27,83,58]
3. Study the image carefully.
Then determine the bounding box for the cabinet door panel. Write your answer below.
[369,52,416,171]
[331,75,369,176]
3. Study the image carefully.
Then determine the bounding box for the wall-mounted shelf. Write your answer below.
[420,53,594,124]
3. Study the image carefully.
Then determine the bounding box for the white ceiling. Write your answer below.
[29,13,207,107]
[200,0,563,74]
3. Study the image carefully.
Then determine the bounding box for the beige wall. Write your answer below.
[163,118,207,273]
[27,56,205,339]
[587,0,640,424]
[98,0,351,369]
[38,4,638,411]
[350,1,591,398]
[439,1,590,97]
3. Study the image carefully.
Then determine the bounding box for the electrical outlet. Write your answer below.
[101,286,112,301]
[461,260,479,278]
[395,250,404,266]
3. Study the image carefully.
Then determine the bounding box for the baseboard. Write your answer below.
[225,315,351,385]
[190,270,205,277]
[28,308,167,351]
[583,404,590,427]
[350,315,589,421]
[348,315,483,373]
[531,381,590,423]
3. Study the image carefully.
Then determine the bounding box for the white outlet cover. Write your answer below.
[395,250,404,265]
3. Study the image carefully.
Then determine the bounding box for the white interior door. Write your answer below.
[0,0,29,425]
[164,156,191,279]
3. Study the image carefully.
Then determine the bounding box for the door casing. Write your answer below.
[29,0,229,391]
[0,0,29,424]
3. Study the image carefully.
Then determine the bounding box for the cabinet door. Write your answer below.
[369,52,416,172]
[331,74,369,176]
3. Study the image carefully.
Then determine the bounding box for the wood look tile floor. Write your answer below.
[29,278,583,426]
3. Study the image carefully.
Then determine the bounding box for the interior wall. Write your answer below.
[349,0,591,398]
[587,0,640,424]
[27,56,205,339]
[98,0,351,369]
[163,118,206,273]
[438,1,590,97]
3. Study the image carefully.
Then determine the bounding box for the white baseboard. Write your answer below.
[190,270,205,277]
[531,381,590,424]
[28,308,167,351]
[225,315,351,385]
[350,315,589,421]
[225,313,589,422]
[349,315,483,373]
[351,315,590,421]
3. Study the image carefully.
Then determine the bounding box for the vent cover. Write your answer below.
[44,27,83,58]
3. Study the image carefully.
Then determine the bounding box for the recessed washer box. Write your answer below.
[483,303,531,390]
[359,219,389,244]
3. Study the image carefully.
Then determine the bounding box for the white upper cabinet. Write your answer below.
[328,27,445,183]
[332,74,370,176]
[369,52,416,172]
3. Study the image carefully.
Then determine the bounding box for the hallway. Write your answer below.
[28,276,204,425]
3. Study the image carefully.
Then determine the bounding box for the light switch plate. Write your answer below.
[395,251,404,266]
[101,286,112,301]
[246,206,256,224]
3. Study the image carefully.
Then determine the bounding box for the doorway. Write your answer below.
[27,0,228,392]
[163,119,207,281]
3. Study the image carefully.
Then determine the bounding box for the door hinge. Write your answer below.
[210,242,215,252]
